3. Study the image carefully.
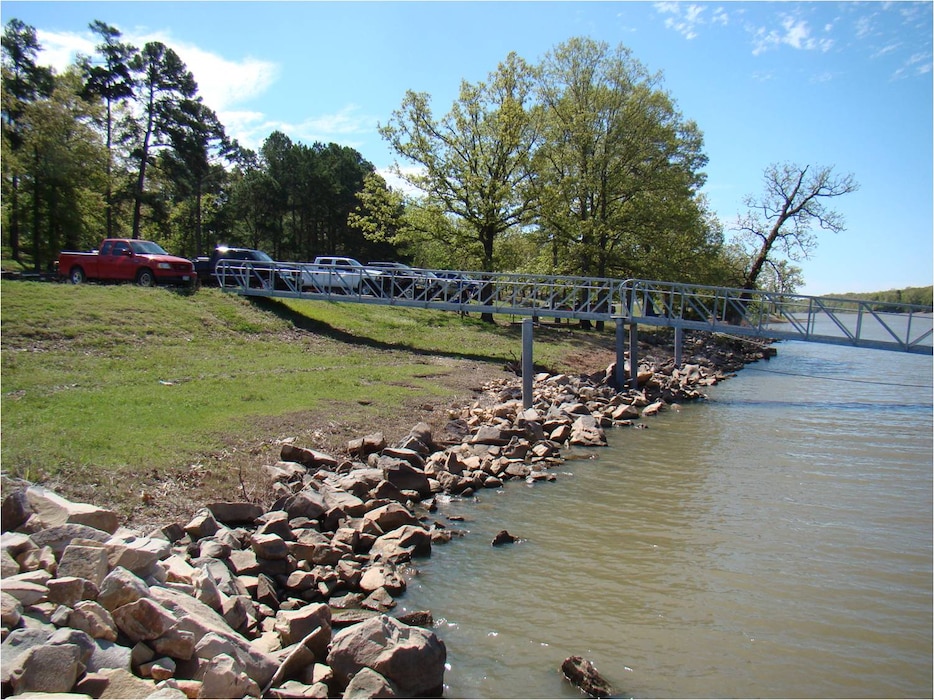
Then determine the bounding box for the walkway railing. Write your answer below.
[215,260,933,355]
[622,279,933,355]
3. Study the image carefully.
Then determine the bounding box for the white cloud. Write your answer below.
[750,14,834,56]
[117,29,278,114]
[378,164,426,199]
[35,29,94,70]
[892,50,934,80]
[655,1,707,40]
[34,27,278,114]
[654,2,735,40]
[220,104,379,153]
[31,26,284,150]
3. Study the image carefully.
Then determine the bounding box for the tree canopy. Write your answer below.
[3,17,850,299]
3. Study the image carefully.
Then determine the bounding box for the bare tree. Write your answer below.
[736,162,858,291]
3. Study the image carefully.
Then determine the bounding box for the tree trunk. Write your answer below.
[10,174,21,262]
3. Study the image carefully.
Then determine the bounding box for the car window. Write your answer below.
[130,241,169,255]
[99,241,113,255]
[112,241,129,255]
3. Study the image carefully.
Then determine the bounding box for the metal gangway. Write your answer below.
[215,260,933,384]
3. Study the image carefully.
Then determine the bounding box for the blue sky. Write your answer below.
[4,1,932,296]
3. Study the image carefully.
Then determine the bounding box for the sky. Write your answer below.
[3,1,932,296]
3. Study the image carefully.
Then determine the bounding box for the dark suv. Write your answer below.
[194,247,307,290]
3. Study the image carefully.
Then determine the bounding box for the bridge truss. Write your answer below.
[216,261,933,385]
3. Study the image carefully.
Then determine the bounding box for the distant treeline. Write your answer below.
[825,285,933,310]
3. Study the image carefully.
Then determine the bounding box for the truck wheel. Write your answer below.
[136,269,156,287]
[69,267,86,284]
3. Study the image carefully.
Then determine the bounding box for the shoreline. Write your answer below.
[0,330,773,698]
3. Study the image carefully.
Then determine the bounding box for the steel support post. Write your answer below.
[615,319,626,388]
[674,326,683,367]
[629,322,639,390]
[522,318,534,409]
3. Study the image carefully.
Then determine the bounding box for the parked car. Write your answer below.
[305,256,386,294]
[58,239,196,287]
[434,271,482,301]
[366,261,439,297]
[193,246,304,290]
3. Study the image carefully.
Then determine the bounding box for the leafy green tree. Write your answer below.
[19,69,106,267]
[128,41,197,239]
[380,53,540,272]
[533,37,708,282]
[260,130,299,255]
[78,21,137,239]
[380,52,540,320]
[1,18,53,263]
[161,97,230,254]
[227,162,285,254]
[734,162,858,292]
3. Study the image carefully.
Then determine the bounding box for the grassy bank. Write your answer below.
[1,281,616,525]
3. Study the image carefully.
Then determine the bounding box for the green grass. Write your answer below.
[1,282,614,500]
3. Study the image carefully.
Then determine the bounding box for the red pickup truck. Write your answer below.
[58,239,197,287]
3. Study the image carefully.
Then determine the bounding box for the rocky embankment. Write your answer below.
[1,332,772,698]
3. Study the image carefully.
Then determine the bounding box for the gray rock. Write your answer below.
[362,503,419,534]
[106,532,171,574]
[29,523,111,558]
[2,576,48,606]
[1,487,30,533]
[57,543,110,587]
[1,628,52,685]
[1,590,23,628]
[358,563,406,596]
[1,548,20,578]
[251,532,290,560]
[96,667,157,698]
[86,638,133,674]
[280,444,338,470]
[112,598,176,642]
[561,655,615,698]
[183,508,219,540]
[327,615,446,697]
[150,586,277,688]
[9,642,83,694]
[569,415,608,446]
[98,566,150,611]
[379,458,431,498]
[274,602,331,647]
[206,501,264,525]
[342,666,399,698]
[25,484,119,534]
[370,525,431,562]
[47,576,100,607]
[69,600,118,641]
[277,489,328,521]
[199,654,262,698]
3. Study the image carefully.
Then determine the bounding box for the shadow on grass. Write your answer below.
[249,296,618,373]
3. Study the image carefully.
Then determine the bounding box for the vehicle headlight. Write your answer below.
[157,263,171,269]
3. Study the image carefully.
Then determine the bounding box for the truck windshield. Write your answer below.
[130,241,169,255]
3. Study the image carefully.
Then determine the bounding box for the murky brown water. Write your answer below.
[398,340,933,698]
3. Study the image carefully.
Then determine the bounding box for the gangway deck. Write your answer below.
[215,260,932,386]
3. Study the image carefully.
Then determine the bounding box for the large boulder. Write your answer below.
[24,485,119,534]
[327,615,446,697]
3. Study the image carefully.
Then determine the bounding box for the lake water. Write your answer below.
[397,339,933,698]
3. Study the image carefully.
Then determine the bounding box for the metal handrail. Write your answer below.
[214,260,933,354]
[620,279,933,354]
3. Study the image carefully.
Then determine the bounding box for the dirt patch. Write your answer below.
[37,330,683,532]
[49,355,518,532]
